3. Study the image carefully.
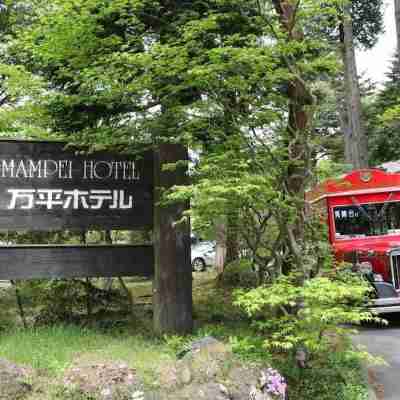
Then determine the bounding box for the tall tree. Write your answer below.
[396,0,400,56]
[268,0,315,276]
[338,0,384,168]
[340,4,367,168]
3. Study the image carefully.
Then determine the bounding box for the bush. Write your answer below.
[276,350,369,400]
[15,279,127,325]
[220,259,258,288]
[234,271,377,356]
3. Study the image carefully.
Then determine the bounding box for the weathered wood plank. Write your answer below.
[0,245,154,279]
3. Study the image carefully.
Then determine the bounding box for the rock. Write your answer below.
[225,365,262,399]
[131,390,145,400]
[179,365,192,385]
[159,337,231,392]
[174,382,231,400]
[219,383,230,397]
[249,386,273,400]
[181,336,232,383]
[295,347,308,368]
[183,336,230,361]
[158,362,179,390]
[153,337,287,400]
[189,336,222,352]
[58,338,287,400]
[0,359,33,400]
[62,360,142,400]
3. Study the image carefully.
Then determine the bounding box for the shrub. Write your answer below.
[220,259,258,288]
[15,279,127,325]
[275,350,370,400]
[234,271,377,357]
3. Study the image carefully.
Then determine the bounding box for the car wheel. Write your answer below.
[192,257,206,272]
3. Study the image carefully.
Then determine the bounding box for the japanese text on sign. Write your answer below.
[7,189,133,210]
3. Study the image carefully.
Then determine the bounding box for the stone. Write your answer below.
[226,365,261,399]
[183,336,230,360]
[62,360,142,400]
[20,335,288,400]
[151,338,287,400]
[131,390,145,400]
[158,362,179,390]
[0,359,33,400]
[179,365,192,385]
[249,386,273,400]
[174,382,231,400]
[219,383,230,397]
[190,336,222,352]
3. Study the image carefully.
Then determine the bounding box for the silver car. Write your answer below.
[191,237,215,272]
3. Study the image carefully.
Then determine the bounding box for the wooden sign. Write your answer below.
[0,244,154,279]
[0,141,192,334]
[0,140,153,230]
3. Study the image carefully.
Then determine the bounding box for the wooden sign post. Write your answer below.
[0,139,193,334]
[153,144,193,334]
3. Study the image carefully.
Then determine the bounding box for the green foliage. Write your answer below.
[234,271,376,355]
[0,9,383,399]
[276,350,369,400]
[312,81,345,162]
[0,325,104,374]
[220,259,259,288]
[2,0,347,281]
[170,133,334,281]
[163,334,190,356]
[0,324,175,393]
[229,335,270,362]
[367,55,400,165]
[18,280,88,324]
[15,278,128,326]
[0,272,374,399]
[315,159,349,182]
[194,284,247,324]
[317,0,384,49]
[229,333,370,400]
[350,0,384,49]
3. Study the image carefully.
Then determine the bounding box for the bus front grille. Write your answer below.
[391,252,400,290]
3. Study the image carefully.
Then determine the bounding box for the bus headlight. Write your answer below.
[373,274,384,282]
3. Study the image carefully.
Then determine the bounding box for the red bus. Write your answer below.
[308,167,400,314]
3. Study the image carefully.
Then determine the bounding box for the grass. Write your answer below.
[0,325,100,373]
[0,325,174,379]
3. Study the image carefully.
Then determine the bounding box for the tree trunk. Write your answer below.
[225,211,240,265]
[340,6,368,169]
[153,143,193,335]
[395,0,400,56]
[335,81,352,163]
[271,0,312,276]
[215,221,226,275]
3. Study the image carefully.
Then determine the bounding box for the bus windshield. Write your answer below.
[334,201,400,238]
